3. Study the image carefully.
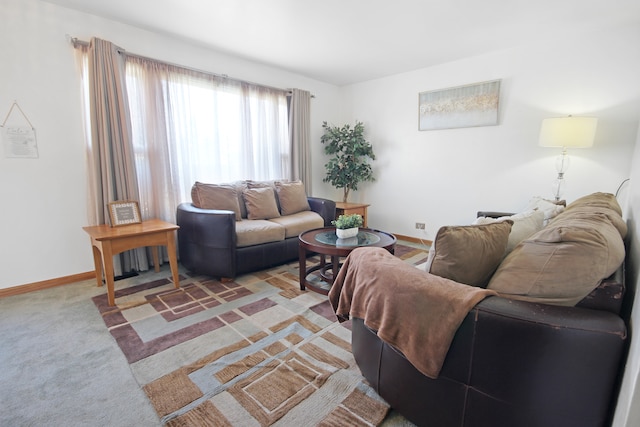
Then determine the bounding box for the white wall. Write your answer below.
[0,0,340,289]
[613,122,640,426]
[339,24,640,240]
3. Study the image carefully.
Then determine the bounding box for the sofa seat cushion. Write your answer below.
[488,192,626,306]
[268,211,325,238]
[235,219,285,248]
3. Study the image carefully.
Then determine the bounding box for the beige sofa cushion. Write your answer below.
[563,192,622,216]
[425,221,513,288]
[488,193,626,306]
[235,219,285,247]
[191,182,241,221]
[474,210,545,255]
[243,187,281,220]
[231,180,249,219]
[269,211,324,238]
[246,179,282,210]
[275,181,310,215]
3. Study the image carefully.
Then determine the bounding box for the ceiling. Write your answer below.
[43,0,640,86]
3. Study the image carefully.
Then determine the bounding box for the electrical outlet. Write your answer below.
[415,222,425,230]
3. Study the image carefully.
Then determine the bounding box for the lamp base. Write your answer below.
[552,173,566,202]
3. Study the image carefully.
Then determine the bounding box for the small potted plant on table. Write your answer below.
[332,214,364,239]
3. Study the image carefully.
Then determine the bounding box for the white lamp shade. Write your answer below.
[538,116,598,148]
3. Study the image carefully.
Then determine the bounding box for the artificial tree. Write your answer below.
[320,121,376,202]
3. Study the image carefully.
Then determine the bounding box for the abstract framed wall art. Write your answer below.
[419,80,501,131]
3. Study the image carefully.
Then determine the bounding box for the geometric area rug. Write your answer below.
[92,243,428,426]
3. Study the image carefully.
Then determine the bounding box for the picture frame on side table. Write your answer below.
[108,200,141,227]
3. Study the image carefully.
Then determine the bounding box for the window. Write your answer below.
[125,57,291,212]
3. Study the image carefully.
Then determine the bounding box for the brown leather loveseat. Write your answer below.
[333,192,628,427]
[177,180,335,279]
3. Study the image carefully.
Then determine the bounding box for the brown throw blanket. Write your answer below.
[329,247,496,379]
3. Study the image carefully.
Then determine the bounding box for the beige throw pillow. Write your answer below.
[275,181,310,215]
[474,210,545,255]
[190,182,242,221]
[426,221,513,288]
[243,187,281,220]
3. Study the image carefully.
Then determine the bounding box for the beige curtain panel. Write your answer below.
[87,37,148,273]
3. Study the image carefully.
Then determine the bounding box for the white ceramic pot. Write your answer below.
[336,227,359,239]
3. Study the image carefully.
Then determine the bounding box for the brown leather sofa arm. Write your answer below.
[308,197,336,226]
[467,296,626,426]
[353,294,626,427]
[176,203,237,277]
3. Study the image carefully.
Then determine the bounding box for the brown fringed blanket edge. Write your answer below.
[329,247,496,379]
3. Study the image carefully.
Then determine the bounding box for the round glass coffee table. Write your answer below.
[298,227,397,295]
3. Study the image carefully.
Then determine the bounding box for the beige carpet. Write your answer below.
[92,244,428,426]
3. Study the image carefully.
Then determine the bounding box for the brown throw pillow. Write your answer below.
[242,187,281,220]
[275,181,310,215]
[426,221,513,287]
[190,182,241,221]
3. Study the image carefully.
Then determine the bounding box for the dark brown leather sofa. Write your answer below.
[352,272,626,427]
[176,197,335,278]
[350,201,628,427]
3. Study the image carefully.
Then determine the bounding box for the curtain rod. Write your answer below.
[66,35,314,98]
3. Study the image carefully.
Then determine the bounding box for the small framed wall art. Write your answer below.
[108,200,142,227]
[419,79,501,131]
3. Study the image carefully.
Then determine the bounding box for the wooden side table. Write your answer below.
[335,202,370,227]
[83,219,180,306]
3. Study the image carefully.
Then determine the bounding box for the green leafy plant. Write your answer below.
[321,121,375,202]
[331,214,364,229]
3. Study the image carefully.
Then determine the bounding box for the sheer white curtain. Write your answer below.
[74,40,294,269]
[125,57,291,223]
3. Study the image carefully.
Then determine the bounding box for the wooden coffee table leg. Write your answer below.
[332,255,340,283]
[299,245,307,290]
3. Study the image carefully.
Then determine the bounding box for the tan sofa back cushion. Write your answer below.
[563,192,622,216]
[275,181,310,215]
[191,182,241,220]
[488,192,626,306]
[242,187,281,220]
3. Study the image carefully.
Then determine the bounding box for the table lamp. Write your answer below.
[539,116,597,201]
